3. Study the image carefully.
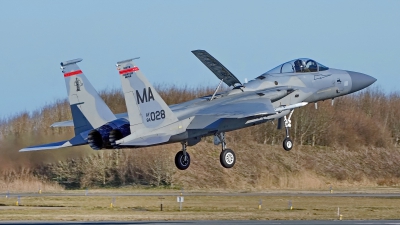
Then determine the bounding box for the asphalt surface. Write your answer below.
[0,220,400,225]
[2,192,400,198]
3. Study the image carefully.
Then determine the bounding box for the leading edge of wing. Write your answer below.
[197,98,276,119]
[19,140,72,152]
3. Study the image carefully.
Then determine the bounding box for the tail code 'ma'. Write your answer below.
[116,58,178,133]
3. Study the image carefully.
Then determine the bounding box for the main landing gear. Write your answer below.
[282,110,294,151]
[174,132,236,170]
[216,132,236,168]
[175,142,191,170]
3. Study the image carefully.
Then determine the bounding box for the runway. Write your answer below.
[3,191,400,198]
[1,220,400,225]
[1,191,399,222]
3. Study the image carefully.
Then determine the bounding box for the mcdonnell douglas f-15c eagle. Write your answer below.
[20,50,376,170]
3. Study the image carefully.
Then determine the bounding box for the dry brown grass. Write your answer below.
[3,140,398,192]
[0,168,63,193]
[172,142,400,190]
[1,85,400,191]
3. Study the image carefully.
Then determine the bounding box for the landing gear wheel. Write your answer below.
[220,149,236,168]
[281,109,295,151]
[283,138,293,151]
[175,151,191,170]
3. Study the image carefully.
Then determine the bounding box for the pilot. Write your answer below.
[294,59,304,72]
[307,60,318,72]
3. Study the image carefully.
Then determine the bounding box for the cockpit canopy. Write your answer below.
[260,58,329,77]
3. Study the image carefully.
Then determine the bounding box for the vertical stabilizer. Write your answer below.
[116,58,178,139]
[61,59,116,135]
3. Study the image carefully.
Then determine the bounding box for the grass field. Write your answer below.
[1,191,400,221]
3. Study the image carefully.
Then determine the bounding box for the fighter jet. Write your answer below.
[20,50,376,170]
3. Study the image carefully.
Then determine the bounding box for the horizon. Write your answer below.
[1,0,399,116]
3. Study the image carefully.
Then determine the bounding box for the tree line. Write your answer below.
[0,85,399,189]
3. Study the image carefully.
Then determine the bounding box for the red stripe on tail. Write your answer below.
[119,67,139,75]
[64,70,83,77]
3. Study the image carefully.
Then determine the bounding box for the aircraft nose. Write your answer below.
[347,71,377,93]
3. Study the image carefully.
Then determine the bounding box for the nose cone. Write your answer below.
[347,71,377,93]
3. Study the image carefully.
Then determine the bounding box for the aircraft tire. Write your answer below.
[175,151,191,170]
[283,138,293,151]
[220,149,236,168]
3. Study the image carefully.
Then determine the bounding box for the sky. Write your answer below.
[0,0,399,117]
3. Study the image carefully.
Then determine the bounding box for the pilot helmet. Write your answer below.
[294,59,305,72]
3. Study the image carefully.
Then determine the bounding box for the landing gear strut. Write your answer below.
[283,110,294,151]
[175,142,191,170]
[216,132,236,168]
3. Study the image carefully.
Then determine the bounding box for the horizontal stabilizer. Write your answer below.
[19,140,72,152]
[51,120,74,127]
[19,134,88,152]
[50,113,129,128]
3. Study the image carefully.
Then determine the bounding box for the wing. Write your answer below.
[197,98,276,119]
[192,50,242,87]
[275,102,308,112]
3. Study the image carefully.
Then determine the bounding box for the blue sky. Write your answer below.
[0,0,399,117]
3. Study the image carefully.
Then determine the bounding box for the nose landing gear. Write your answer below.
[282,110,294,151]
